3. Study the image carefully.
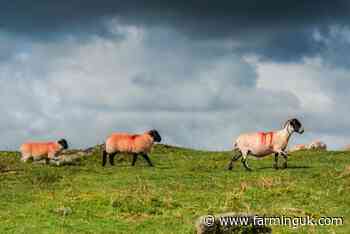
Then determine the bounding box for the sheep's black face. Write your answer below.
[58,138,69,149]
[149,130,161,142]
[290,118,304,134]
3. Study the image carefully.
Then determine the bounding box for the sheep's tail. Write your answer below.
[101,144,107,167]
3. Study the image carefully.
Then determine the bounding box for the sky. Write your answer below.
[1,0,350,150]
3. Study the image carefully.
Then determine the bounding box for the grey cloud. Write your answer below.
[1,1,350,61]
[2,1,349,32]
[255,50,350,149]
[0,23,306,150]
[0,17,349,151]
[315,26,350,68]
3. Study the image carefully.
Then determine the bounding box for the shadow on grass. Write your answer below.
[286,165,311,169]
[101,164,160,169]
[152,166,173,170]
[257,165,311,170]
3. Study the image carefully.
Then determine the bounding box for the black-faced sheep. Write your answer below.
[20,139,68,163]
[102,130,161,167]
[228,119,304,171]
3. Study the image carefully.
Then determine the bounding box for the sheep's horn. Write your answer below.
[283,119,291,128]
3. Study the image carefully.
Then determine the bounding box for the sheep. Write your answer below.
[228,118,304,171]
[102,129,161,167]
[20,139,68,163]
[308,140,327,151]
[289,144,307,152]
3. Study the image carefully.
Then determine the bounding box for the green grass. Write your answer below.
[0,145,349,233]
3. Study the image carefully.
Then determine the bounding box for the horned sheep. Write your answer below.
[228,118,304,171]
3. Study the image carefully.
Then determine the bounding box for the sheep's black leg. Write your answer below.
[242,158,252,171]
[102,150,108,167]
[44,158,49,165]
[131,154,138,166]
[141,153,154,167]
[241,153,252,171]
[228,151,242,170]
[281,152,288,169]
[109,152,117,166]
[273,153,279,169]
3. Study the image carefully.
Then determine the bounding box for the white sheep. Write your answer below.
[228,118,304,171]
[308,140,327,151]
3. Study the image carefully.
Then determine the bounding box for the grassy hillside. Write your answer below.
[0,145,349,233]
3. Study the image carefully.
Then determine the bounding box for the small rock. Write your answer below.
[55,207,72,217]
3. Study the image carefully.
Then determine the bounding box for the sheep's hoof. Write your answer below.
[273,164,279,170]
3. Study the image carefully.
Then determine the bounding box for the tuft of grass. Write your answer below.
[26,169,63,188]
[0,145,349,233]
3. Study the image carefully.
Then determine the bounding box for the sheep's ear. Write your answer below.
[149,129,156,136]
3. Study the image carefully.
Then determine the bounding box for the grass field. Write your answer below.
[0,145,349,233]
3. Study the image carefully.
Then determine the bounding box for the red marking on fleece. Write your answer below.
[130,135,138,140]
[259,132,274,145]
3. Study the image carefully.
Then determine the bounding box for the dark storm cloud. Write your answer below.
[2,1,349,31]
[1,0,350,60]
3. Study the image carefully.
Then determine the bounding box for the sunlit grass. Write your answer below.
[0,146,349,233]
